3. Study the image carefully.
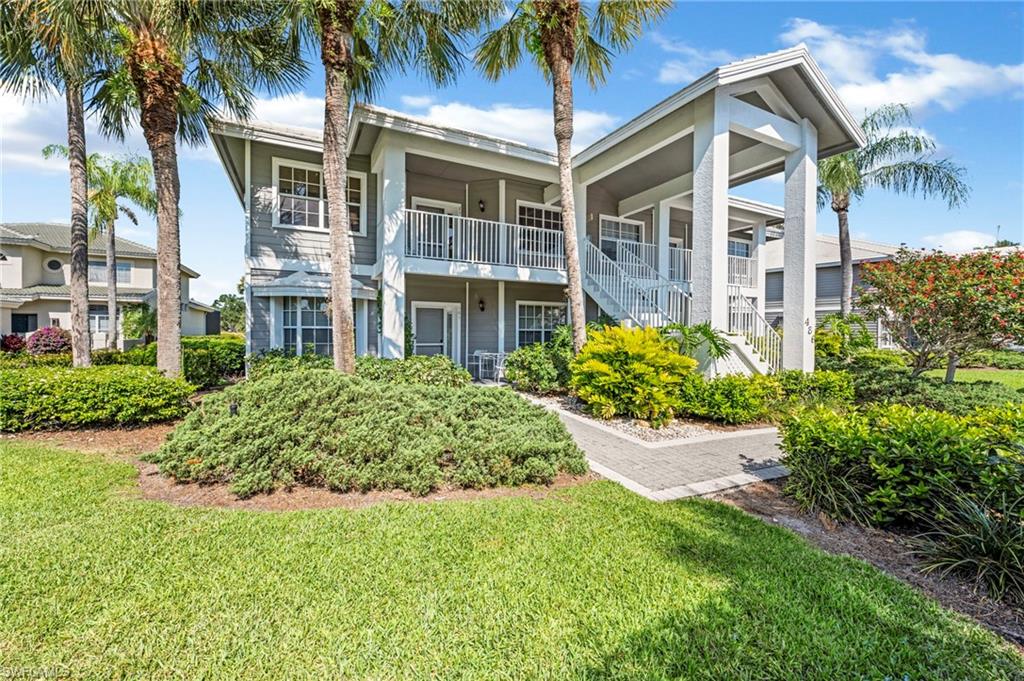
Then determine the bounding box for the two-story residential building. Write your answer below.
[0,222,213,348]
[210,45,865,375]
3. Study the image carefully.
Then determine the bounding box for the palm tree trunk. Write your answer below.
[320,3,356,373]
[106,220,118,350]
[835,198,853,316]
[548,42,586,354]
[65,82,91,366]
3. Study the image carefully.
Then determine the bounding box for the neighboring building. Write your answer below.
[210,45,865,374]
[0,222,213,349]
[763,233,900,346]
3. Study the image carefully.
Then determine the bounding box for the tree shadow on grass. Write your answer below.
[582,500,1023,680]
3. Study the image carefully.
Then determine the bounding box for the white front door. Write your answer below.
[412,302,461,364]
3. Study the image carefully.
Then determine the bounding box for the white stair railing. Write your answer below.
[584,240,678,327]
[727,254,756,287]
[615,245,691,326]
[669,248,692,283]
[727,285,781,372]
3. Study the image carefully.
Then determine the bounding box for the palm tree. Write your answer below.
[43,146,158,349]
[476,0,670,353]
[292,0,499,372]
[90,1,306,376]
[1,0,107,366]
[818,104,970,315]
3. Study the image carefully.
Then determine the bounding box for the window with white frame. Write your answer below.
[728,240,751,258]
[272,158,365,234]
[88,304,111,333]
[599,215,643,260]
[283,296,332,355]
[88,261,131,284]
[516,302,567,347]
[517,202,562,231]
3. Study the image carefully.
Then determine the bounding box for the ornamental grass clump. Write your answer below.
[148,370,587,498]
[569,326,697,427]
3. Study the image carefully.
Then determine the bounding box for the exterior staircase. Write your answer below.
[726,285,782,373]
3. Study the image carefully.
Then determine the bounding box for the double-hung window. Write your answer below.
[599,216,644,261]
[272,157,366,235]
[88,261,131,284]
[516,302,567,347]
[516,202,563,268]
[283,296,332,356]
[728,240,751,258]
[88,304,110,333]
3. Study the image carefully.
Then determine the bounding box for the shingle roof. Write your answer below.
[1,284,153,303]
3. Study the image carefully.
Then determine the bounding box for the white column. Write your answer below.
[782,118,818,372]
[752,220,768,319]
[497,281,505,354]
[498,179,507,263]
[573,182,587,251]
[379,146,406,359]
[654,201,670,278]
[355,298,368,355]
[690,90,730,329]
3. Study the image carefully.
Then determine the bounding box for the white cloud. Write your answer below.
[251,93,325,130]
[408,102,617,152]
[920,229,996,253]
[399,94,434,109]
[189,275,237,306]
[651,33,737,84]
[780,19,1024,116]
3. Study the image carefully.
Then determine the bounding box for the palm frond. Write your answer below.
[864,159,971,209]
[474,5,532,82]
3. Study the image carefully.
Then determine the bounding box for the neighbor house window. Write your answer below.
[272,158,366,234]
[728,240,751,258]
[88,261,131,284]
[88,304,110,333]
[516,302,566,347]
[11,313,38,334]
[283,296,332,356]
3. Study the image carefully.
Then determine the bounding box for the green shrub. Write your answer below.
[961,348,1024,370]
[119,335,245,388]
[900,379,1023,415]
[570,326,697,426]
[911,491,1024,605]
[814,314,875,361]
[0,352,72,369]
[780,403,1024,526]
[355,355,471,387]
[147,371,586,498]
[246,348,332,379]
[678,373,783,424]
[503,326,573,394]
[0,366,194,431]
[776,369,855,405]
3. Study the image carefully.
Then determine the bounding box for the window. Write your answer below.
[89,304,110,333]
[46,258,62,271]
[516,202,563,268]
[516,302,567,347]
[599,215,643,260]
[517,202,562,231]
[272,158,366,234]
[11,313,37,334]
[283,296,332,356]
[88,261,131,284]
[728,240,751,258]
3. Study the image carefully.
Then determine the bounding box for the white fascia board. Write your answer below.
[208,117,323,153]
[404,258,568,285]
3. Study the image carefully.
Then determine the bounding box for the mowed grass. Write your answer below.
[1,442,1021,679]
[924,368,1024,390]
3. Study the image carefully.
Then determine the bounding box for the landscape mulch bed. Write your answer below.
[715,480,1024,650]
[5,425,598,512]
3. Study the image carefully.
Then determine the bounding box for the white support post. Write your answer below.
[269,296,280,349]
[690,90,731,329]
[498,179,507,263]
[782,118,818,372]
[379,145,407,359]
[355,299,368,356]
[573,182,588,250]
[654,200,670,279]
[752,220,768,319]
[497,281,505,354]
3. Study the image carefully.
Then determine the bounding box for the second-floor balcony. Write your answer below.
[405,209,566,271]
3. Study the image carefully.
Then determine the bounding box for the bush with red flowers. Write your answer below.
[26,326,72,355]
[0,334,26,353]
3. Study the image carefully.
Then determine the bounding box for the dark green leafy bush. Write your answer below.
[247,348,331,379]
[148,371,586,498]
[899,379,1024,415]
[677,373,783,424]
[0,366,194,431]
[119,335,245,388]
[911,491,1024,605]
[776,369,855,405]
[570,326,697,426]
[0,352,72,369]
[961,348,1024,370]
[781,403,1024,526]
[814,313,875,361]
[503,325,573,394]
[247,350,471,387]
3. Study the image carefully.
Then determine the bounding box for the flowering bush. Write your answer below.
[0,334,26,353]
[26,326,72,355]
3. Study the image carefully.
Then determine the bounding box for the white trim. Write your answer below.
[497,281,505,354]
[403,258,567,284]
[516,199,562,215]
[497,180,506,223]
[356,299,369,355]
[411,196,462,215]
[514,300,568,348]
[269,157,367,236]
[348,170,368,237]
[598,213,647,246]
[243,139,251,258]
[244,256,373,278]
[410,301,461,363]
[269,296,280,348]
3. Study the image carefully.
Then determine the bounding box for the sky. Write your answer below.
[1,1,1022,304]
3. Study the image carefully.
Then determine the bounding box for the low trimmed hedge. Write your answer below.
[780,403,1024,526]
[0,366,195,431]
[961,348,1024,370]
[247,350,472,387]
[503,326,573,394]
[148,371,586,498]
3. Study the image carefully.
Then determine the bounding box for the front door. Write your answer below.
[412,303,461,364]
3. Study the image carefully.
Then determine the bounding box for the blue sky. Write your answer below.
[2,1,1021,303]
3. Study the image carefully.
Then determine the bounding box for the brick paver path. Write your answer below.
[555,409,787,501]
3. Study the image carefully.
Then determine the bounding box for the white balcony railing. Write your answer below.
[728,255,756,287]
[405,209,565,270]
[669,248,692,283]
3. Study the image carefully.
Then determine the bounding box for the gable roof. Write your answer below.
[764,234,901,271]
[1,223,199,277]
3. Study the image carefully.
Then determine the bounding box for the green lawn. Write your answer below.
[1,442,1021,679]
[924,368,1024,390]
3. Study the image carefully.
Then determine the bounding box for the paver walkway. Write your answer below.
[552,407,787,501]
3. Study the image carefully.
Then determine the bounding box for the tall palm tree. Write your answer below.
[291,0,499,372]
[43,146,158,349]
[476,0,670,353]
[818,103,970,315]
[90,1,306,376]
[1,0,107,366]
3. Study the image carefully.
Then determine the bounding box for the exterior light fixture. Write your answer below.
[478,199,485,213]
[478,299,486,312]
